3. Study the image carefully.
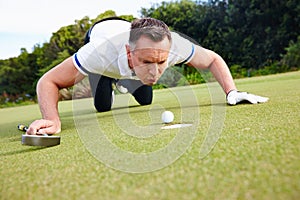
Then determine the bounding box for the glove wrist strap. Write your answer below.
[226,89,238,97]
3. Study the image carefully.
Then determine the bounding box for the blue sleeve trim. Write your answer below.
[176,44,195,65]
[74,53,90,75]
[183,44,195,64]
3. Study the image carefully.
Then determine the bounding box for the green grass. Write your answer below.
[1,71,299,200]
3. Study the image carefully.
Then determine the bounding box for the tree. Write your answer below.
[281,36,300,70]
[142,0,300,70]
[0,11,135,102]
[225,0,300,68]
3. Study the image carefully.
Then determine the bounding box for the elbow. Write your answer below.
[36,72,59,96]
[208,52,223,69]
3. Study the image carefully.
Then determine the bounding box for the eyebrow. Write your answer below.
[142,58,167,64]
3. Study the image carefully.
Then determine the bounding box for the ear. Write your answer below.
[125,44,131,57]
[126,44,133,69]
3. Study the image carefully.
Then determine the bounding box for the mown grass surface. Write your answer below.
[0,71,299,200]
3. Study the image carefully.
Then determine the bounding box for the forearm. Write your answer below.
[188,46,237,94]
[188,46,268,105]
[36,75,61,124]
[27,57,85,134]
[208,54,237,94]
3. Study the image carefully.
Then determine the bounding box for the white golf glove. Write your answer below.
[226,90,269,105]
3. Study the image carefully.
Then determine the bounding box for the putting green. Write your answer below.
[0,71,299,199]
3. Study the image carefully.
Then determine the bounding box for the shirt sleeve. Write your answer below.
[72,41,104,76]
[73,19,131,76]
[168,32,196,66]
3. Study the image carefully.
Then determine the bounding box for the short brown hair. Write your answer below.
[129,18,172,47]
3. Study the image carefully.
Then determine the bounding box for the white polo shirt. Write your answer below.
[72,19,195,79]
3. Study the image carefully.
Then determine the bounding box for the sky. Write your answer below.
[0,0,170,59]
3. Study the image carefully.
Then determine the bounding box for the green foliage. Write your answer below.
[38,50,70,76]
[0,94,36,108]
[223,0,300,68]
[141,0,199,34]
[157,66,188,87]
[230,65,249,78]
[257,62,290,76]
[186,72,206,85]
[281,36,300,70]
[0,1,300,105]
[92,10,117,23]
[0,49,40,97]
[142,0,300,70]
[0,11,135,104]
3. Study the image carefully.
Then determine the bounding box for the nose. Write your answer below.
[148,63,158,77]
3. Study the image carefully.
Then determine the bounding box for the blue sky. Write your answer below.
[0,0,169,59]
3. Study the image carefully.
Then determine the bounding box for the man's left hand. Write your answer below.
[226,90,269,105]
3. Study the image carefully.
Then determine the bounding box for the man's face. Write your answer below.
[126,35,171,86]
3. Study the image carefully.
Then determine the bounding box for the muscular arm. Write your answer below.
[187,45,237,94]
[27,57,85,134]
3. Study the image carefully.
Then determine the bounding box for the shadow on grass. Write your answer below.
[63,101,227,118]
[111,102,226,114]
[61,102,227,126]
[0,146,47,157]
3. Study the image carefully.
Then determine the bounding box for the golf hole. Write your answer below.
[161,123,193,130]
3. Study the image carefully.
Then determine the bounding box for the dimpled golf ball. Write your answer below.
[161,111,174,123]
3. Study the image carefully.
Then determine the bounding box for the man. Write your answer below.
[26,17,268,135]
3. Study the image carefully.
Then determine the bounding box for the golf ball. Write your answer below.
[161,111,174,123]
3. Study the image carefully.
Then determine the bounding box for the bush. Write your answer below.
[281,36,300,70]
[0,93,36,108]
[230,65,249,78]
[185,72,205,85]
